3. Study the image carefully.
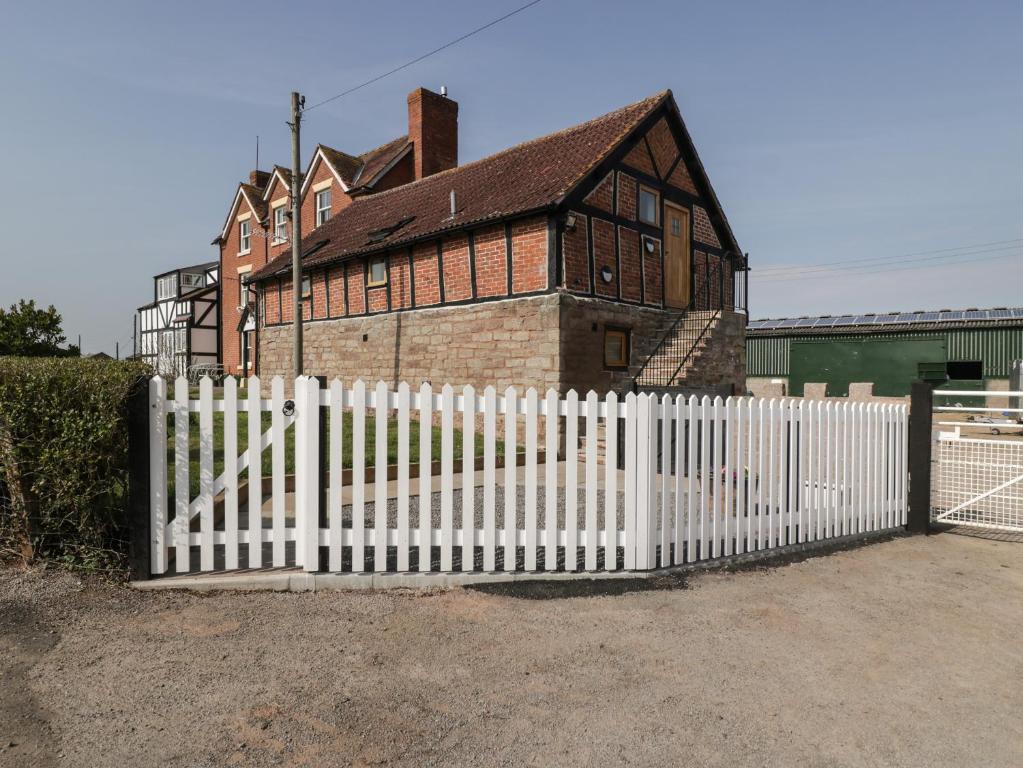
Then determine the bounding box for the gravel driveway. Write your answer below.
[2,531,1021,767]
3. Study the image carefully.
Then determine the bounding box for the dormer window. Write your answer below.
[181,273,204,290]
[315,189,332,227]
[273,206,288,245]
[157,274,178,301]
[239,220,251,254]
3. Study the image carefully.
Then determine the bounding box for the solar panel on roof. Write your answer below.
[874,314,898,324]
[779,318,801,328]
[854,315,875,324]
[941,311,964,321]
[965,310,985,320]
[1012,309,1023,319]
[920,312,939,321]
[814,317,838,327]
[989,309,1013,319]
[896,313,918,323]
[747,320,768,329]
[796,317,817,327]
[835,315,857,325]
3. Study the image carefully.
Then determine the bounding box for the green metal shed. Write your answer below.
[746,307,1023,397]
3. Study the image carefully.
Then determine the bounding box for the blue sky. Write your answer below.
[1,0,1020,354]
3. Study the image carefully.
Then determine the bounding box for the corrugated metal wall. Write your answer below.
[748,327,1023,378]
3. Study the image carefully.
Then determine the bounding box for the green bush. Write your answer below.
[0,357,150,573]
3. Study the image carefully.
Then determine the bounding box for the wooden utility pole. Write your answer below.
[289,91,305,377]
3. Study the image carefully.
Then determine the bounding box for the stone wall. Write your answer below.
[259,292,748,399]
[259,294,561,393]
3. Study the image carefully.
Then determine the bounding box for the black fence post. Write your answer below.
[907,380,934,534]
[126,378,151,580]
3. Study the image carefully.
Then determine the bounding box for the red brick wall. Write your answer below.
[347,262,366,315]
[618,226,642,302]
[264,279,281,325]
[412,242,441,306]
[622,141,657,178]
[583,172,613,213]
[442,234,472,302]
[389,251,413,310]
[311,271,328,320]
[693,205,721,248]
[367,285,388,313]
[616,172,636,220]
[563,212,589,294]
[220,192,270,373]
[372,151,415,193]
[642,236,663,307]
[327,266,346,317]
[510,218,547,293]
[473,225,507,298]
[592,218,617,299]
[646,117,679,178]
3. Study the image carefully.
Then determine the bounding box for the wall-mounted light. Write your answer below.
[564,213,578,231]
[643,237,656,254]
[600,265,613,283]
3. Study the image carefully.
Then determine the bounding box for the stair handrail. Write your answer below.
[631,255,727,391]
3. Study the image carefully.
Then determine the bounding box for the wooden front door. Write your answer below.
[664,202,691,309]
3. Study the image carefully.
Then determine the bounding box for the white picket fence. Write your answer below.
[148,376,909,576]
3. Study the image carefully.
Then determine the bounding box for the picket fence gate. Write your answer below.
[148,376,909,577]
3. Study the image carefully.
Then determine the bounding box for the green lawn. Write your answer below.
[168,409,503,498]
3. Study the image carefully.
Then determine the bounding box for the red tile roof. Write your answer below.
[252,91,670,281]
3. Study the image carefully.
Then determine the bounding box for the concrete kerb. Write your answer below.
[130,528,904,593]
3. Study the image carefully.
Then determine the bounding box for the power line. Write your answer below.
[304,0,545,112]
[755,242,1023,281]
[753,247,1023,284]
[755,237,1023,276]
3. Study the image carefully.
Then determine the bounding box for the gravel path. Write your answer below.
[2,531,1022,767]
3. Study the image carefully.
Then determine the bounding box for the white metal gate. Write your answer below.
[932,389,1023,532]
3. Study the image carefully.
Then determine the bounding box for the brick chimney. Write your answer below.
[249,169,271,189]
[407,87,458,180]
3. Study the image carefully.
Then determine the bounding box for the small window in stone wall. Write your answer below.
[604,328,629,369]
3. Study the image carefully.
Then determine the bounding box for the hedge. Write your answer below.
[0,357,150,573]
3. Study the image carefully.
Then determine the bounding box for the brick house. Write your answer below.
[212,87,453,375]
[244,88,747,396]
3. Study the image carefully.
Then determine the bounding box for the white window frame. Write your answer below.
[239,219,251,255]
[315,188,332,227]
[157,275,178,301]
[181,273,203,290]
[301,275,311,298]
[273,206,288,245]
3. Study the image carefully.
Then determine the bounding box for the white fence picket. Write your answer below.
[524,388,538,572]
[503,387,517,572]
[605,391,619,570]
[149,377,167,574]
[352,380,366,572]
[397,382,410,572]
[375,381,388,571]
[247,376,262,568]
[545,389,559,571]
[624,392,637,570]
[223,377,239,570]
[587,391,600,571]
[329,379,344,572]
[723,397,734,557]
[687,395,699,562]
[484,386,498,571]
[673,394,686,565]
[440,384,454,571]
[270,377,286,567]
[565,389,579,571]
[659,393,671,567]
[419,382,433,571]
[462,385,476,572]
[174,376,189,572]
